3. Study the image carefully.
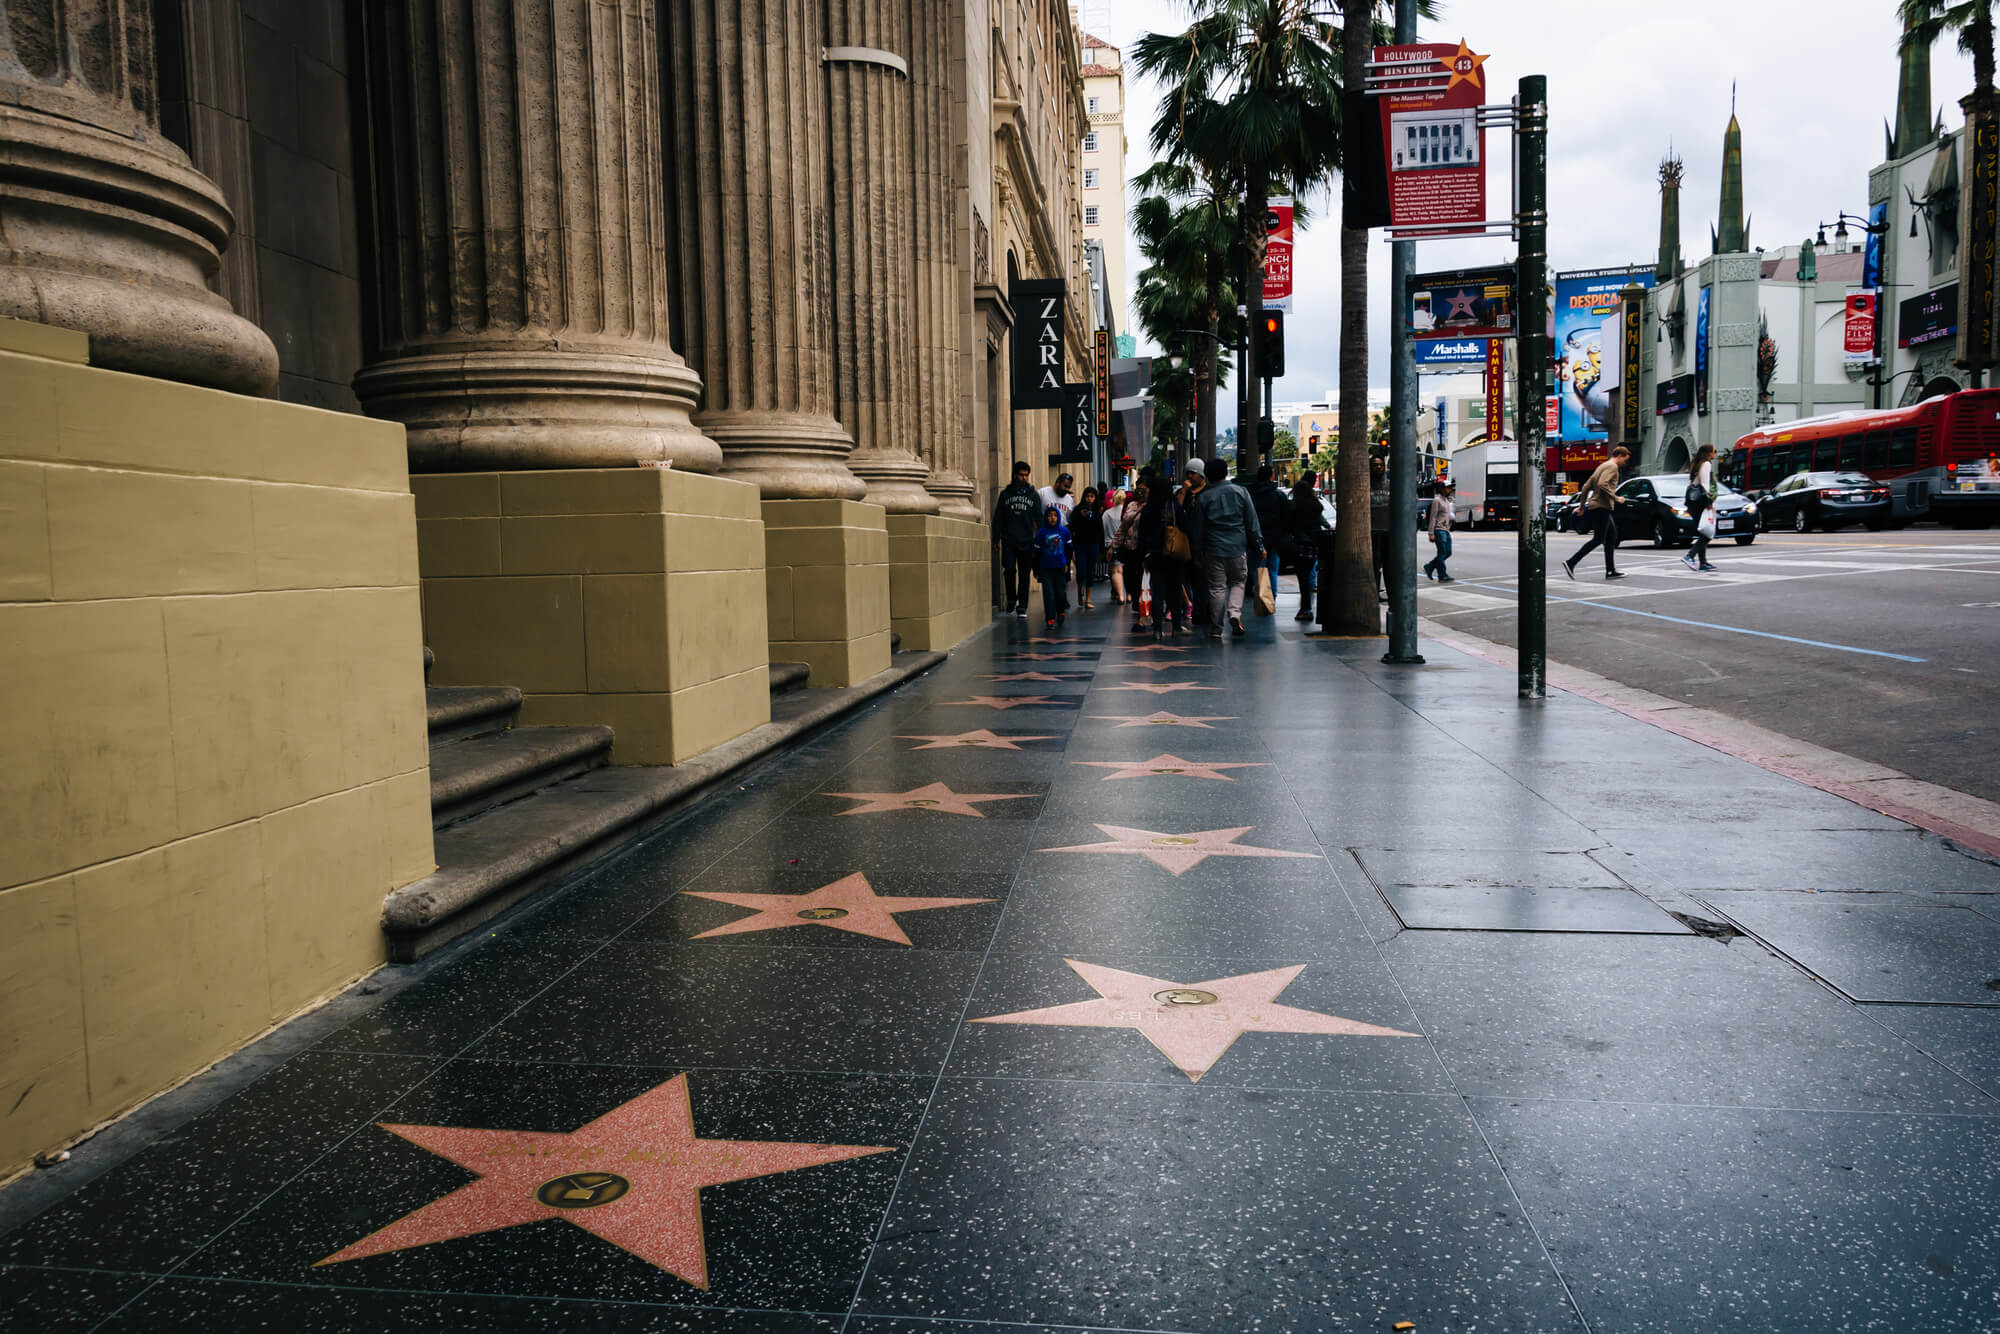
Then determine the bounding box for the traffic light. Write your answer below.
[1257,310,1285,379]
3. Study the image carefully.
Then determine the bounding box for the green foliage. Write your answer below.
[1271,427,1299,459]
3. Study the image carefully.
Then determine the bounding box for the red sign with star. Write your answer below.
[1374,38,1490,236]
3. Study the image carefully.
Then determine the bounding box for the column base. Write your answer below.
[414,468,771,764]
[887,514,990,651]
[762,499,892,686]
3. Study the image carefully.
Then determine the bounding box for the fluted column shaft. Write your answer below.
[664,0,861,499]
[0,0,276,392]
[353,0,718,472]
[909,0,974,518]
[823,0,936,513]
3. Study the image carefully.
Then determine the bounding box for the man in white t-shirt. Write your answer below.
[1038,472,1077,525]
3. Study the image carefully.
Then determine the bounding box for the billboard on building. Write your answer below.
[1373,40,1489,237]
[1408,265,1515,339]
[1552,267,1654,442]
[1899,284,1959,347]
[1414,337,1489,368]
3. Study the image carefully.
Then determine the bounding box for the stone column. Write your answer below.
[0,0,277,393]
[908,0,975,519]
[822,0,936,514]
[352,0,718,473]
[663,0,860,500]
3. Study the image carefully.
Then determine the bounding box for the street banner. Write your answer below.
[1960,101,1998,372]
[1862,202,1887,289]
[1373,39,1489,236]
[1844,292,1878,364]
[1010,277,1065,409]
[1263,201,1295,311]
[1695,286,1711,416]
[1093,329,1112,437]
[1409,265,1515,340]
[1483,337,1505,437]
[1544,396,1559,434]
[1551,267,1654,442]
[1058,382,1095,462]
[1414,337,1489,368]
[1619,287,1645,445]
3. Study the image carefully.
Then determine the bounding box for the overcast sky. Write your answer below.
[1095,0,1979,408]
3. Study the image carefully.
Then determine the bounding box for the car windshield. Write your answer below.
[1651,475,1744,502]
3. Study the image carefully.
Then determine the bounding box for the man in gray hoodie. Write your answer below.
[1187,464,1266,637]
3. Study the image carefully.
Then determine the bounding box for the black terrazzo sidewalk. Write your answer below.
[5,590,2000,1333]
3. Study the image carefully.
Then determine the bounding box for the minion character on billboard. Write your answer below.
[1553,269,1653,441]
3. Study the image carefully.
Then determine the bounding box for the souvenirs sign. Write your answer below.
[1374,39,1489,236]
[1094,328,1112,437]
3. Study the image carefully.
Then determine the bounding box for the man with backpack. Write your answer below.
[992,460,1042,616]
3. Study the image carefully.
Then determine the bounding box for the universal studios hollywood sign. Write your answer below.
[1011,277,1066,410]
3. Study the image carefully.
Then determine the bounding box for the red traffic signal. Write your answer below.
[1256,310,1286,379]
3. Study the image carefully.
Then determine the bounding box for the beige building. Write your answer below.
[0,0,1089,1177]
[1078,32,1129,337]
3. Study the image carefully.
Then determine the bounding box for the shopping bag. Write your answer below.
[1253,565,1276,616]
[1697,507,1717,540]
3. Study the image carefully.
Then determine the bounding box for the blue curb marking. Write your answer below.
[1447,580,1928,664]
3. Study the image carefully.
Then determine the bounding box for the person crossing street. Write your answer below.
[1563,445,1629,582]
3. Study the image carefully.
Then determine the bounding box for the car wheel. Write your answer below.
[1651,519,1673,548]
[1734,534,1756,545]
[1790,508,1809,534]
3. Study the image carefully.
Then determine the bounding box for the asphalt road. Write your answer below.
[1414,527,2000,802]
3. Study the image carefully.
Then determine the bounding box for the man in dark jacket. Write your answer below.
[992,460,1042,616]
[1248,464,1289,613]
[1188,465,1266,638]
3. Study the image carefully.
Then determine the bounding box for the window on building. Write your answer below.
[1083,132,1098,152]
[1087,96,1100,113]
[1083,168,1099,189]
[1083,205,1099,226]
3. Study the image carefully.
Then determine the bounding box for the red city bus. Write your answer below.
[1722,390,2000,526]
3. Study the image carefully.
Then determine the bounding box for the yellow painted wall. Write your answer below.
[0,320,434,1177]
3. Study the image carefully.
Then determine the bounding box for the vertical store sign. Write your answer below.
[1619,286,1645,444]
[1694,286,1711,416]
[1959,104,1998,372]
[1093,329,1112,438]
[1483,337,1505,438]
[1373,39,1489,236]
[1011,277,1066,409]
[1263,201,1295,311]
[1061,382,1095,460]
[1843,292,1878,364]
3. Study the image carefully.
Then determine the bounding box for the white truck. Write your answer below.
[1449,440,1519,528]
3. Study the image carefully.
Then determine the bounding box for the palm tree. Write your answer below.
[1902,0,1996,106]
[1132,162,1239,460]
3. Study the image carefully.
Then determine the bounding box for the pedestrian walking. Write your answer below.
[1422,482,1457,582]
[991,459,1041,615]
[1248,464,1289,611]
[1138,473,1189,637]
[1369,456,1391,602]
[1188,461,1266,639]
[1035,506,1072,628]
[1118,481,1150,630]
[1562,445,1629,582]
[1682,444,1720,574]
[1103,489,1129,604]
[1289,471,1329,621]
[1038,472,1077,526]
[1072,486,1106,609]
[1179,461,1211,626]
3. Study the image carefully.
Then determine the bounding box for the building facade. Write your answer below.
[0,0,1090,1175]
[1078,31,1128,331]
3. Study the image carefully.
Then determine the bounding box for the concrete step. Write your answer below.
[769,661,811,695]
[426,685,521,744]
[428,725,613,829]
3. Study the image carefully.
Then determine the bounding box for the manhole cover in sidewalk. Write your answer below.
[1377,884,1690,933]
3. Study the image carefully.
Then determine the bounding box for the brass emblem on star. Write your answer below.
[1153,988,1219,1007]
[1152,836,1199,846]
[797,907,850,920]
[535,1172,631,1209]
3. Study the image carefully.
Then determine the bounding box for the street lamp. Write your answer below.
[1816,210,1887,249]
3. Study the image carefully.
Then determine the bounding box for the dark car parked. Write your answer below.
[1613,474,1759,547]
[1752,471,1893,533]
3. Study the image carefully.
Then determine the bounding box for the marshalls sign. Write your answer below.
[1011,277,1066,410]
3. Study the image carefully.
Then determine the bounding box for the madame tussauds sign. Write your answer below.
[1011,277,1066,410]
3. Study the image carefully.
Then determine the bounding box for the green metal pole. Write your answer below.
[1516,75,1549,698]
[1383,0,1423,665]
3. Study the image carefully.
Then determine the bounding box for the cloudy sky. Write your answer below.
[1094,0,1979,407]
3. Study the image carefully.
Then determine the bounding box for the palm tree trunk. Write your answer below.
[1975,1,1996,96]
[1328,0,1379,635]
[1200,253,1221,459]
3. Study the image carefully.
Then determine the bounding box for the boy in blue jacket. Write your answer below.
[1035,506,1073,628]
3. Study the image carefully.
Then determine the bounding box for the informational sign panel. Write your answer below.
[1414,337,1489,368]
[1959,103,1997,372]
[1483,337,1505,436]
[1552,267,1655,442]
[1844,292,1878,364]
[1900,284,1959,348]
[1093,329,1112,437]
[1656,373,1694,415]
[1409,265,1516,340]
[1058,381,1095,462]
[1011,277,1066,409]
[1373,39,1489,236]
[1263,201,1295,311]
[1695,286,1711,416]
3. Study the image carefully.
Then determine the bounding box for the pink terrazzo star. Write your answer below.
[1089,711,1237,729]
[981,672,1086,683]
[939,695,1061,710]
[973,960,1419,1081]
[1073,754,1267,781]
[317,1074,891,1286]
[1005,652,1088,661]
[685,871,992,944]
[898,729,1057,750]
[1102,681,1221,695]
[1040,823,1315,874]
[824,782,1032,817]
[1025,637,1093,645]
[1120,661,1211,673]
[1122,645,1188,655]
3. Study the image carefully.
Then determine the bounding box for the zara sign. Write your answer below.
[1010,277,1066,410]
